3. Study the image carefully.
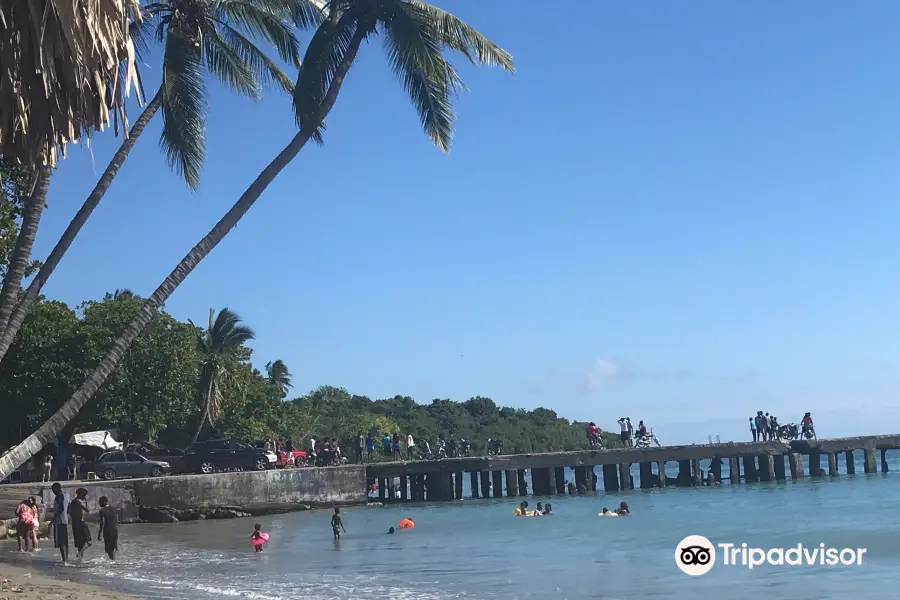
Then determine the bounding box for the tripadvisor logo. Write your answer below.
[675,536,867,575]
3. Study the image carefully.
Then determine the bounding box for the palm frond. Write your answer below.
[160,28,208,190]
[382,1,462,151]
[204,29,261,99]
[408,0,514,72]
[218,23,295,94]
[293,8,359,142]
[130,10,158,61]
[0,0,143,168]
[215,0,303,66]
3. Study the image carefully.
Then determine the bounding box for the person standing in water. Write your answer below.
[50,482,69,564]
[69,487,92,559]
[331,507,346,540]
[97,496,118,560]
[251,524,266,553]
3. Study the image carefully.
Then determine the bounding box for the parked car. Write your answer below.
[96,451,170,480]
[186,439,276,474]
[250,441,307,468]
[126,443,190,474]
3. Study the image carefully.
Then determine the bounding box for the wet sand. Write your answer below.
[0,563,136,600]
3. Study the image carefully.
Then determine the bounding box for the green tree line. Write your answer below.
[0,292,612,455]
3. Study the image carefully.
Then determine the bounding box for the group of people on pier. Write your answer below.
[749,411,816,442]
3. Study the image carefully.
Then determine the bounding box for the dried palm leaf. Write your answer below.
[0,0,143,168]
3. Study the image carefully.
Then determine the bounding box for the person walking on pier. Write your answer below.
[618,418,629,447]
[750,417,757,442]
[406,433,416,460]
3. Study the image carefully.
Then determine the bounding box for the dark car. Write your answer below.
[186,439,277,474]
[96,451,171,480]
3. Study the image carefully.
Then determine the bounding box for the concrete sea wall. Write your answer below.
[22,466,366,521]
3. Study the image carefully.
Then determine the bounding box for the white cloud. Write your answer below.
[585,359,619,391]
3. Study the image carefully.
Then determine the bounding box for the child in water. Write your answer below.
[543,503,552,515]
[331,507,346,540]
[251,523,266,553]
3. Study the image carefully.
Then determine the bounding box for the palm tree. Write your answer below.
[0,0,323,366]
[266,360,293,397]
[0,1,143,346]
[189,308,256,445]
[0,0,142,168]
[0,0,513,480]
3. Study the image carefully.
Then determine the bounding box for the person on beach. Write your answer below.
[15,497,37,552]
[50,483,69,564]
[97,496,118,560]
[69,487,92,559]
[331,507,346,540]
[42,455,52,482]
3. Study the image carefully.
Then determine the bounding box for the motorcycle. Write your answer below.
[588,434,604,450]
[434,440,448,459]
[778,423,799,440]
[634,430,660,449]
[487,438,503,456]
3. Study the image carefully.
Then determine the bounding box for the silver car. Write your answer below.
[96,451,171,480]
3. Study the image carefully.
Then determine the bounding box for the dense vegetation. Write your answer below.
[0,292,612,456]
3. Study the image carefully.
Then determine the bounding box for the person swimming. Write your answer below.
[387,527,395,534]
[599,507,618,516]
[534,502,544,516]
[543,503,552,515]
[514,501,529,516]
[615,501,631,515]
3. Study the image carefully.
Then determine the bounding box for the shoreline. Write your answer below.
[0,561,137,600]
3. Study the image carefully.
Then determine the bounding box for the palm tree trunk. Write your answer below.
[0,28,367,481]
[0,90,163,364]
[0,167,51,340]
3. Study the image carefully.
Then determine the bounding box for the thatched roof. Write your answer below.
[0,0,143,168]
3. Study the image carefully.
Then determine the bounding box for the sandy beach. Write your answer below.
[0,563,136,600]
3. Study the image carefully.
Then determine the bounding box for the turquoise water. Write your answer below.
[6,452,900,600]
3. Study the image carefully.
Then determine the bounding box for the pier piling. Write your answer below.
[639,462,653,489]
[492,471,504,497]
[864,449,876,474]
[710,458,722,485]
[881,449,889,473]
[505,470,518,496]
[589,467,598,491]
[517,470,528,496]
[555,467,567,494]
[691,459,703,486]
[479,471,491,498]
[602,464,619,491]
[619,463,632,490]
[742,456,758,483]
[677,460,692,486]
[470,472,479,499]
[728,456,740,484]
[454,472,463,499]
[657,461,667,487]
[809,451,822,476]
[758,455,775,482]
[400,476,408,501]
[773,455,786,481]
[845,451,855,474]
[789,453,803,480]
[827,453,838,476]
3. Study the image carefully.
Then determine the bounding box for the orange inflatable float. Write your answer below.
[398,518,415,529]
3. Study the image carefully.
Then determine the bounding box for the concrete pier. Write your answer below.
[360,436,900,503]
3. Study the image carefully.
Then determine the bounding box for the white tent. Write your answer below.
[71,430,123,451]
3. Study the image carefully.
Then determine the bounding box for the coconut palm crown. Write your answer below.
[0,0,143,168]
[137,0,322,188]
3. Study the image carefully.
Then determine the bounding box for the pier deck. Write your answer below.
[364,435,900,502]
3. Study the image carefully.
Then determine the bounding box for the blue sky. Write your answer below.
[33,1,900,444]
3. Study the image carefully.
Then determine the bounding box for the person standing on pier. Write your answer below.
[406,433,416,460]
[356,433,364,464]
[750,417,757,442]
[626,418,635,447]
[618,418,629,446]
